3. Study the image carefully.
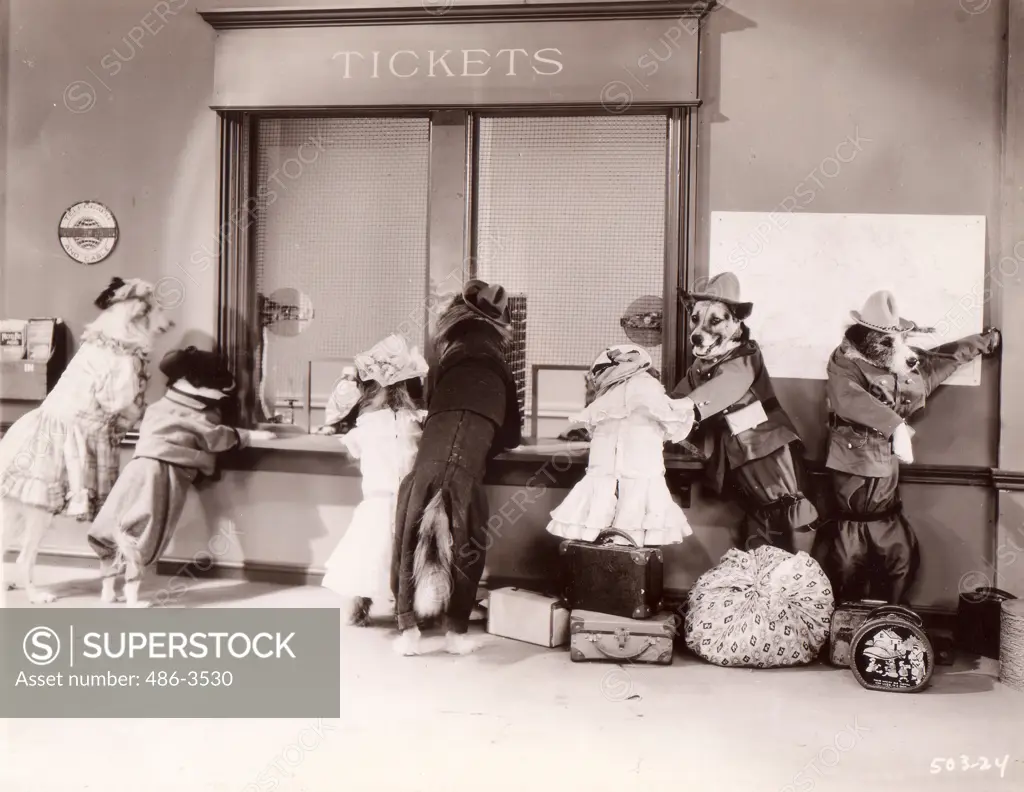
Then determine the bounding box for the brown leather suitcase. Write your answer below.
[560,530,664,620]
[569,609,676,664]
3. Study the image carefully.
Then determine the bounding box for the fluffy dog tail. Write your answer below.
[412,490,453,618]
[111,529,145,578]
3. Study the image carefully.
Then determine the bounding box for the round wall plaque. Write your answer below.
[58,201,118,264]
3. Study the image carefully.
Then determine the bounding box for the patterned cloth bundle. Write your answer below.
[685,546,835,668]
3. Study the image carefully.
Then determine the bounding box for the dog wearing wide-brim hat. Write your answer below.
[672,271,819,553]
[811,290,1000,604]
[390,279,522,656]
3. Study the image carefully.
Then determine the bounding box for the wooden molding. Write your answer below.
[103,434,1024,492]
[897,464,993,488]
[807,462,994,488]
[199,1,717,29]
[992,469,1024,491]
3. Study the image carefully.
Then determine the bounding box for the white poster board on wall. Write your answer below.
[708,212,987,386]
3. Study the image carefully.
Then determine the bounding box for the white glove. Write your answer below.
[248,430,277,443]
[675,396,696,416]
[891,422,914,464]
[314,425,338,436]
[662,398,694,443]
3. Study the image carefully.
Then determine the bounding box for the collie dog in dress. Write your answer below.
[320,335,427,626]
[0,277,174,603]
[86,347,275,607]
[546,345,695,547]
[391,280,522,656]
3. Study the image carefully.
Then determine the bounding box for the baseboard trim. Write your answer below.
[3,550,324,588]
[477,575,956,629]
[7,553,960,629]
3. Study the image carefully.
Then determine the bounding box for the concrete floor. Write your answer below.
[2,562,1023,792]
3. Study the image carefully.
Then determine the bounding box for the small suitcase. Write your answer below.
[486,587,570,648]
[828,600,888,667]
[849,605,934,693]
[569,609,677,665]
[957,587,1017,659]
[560,530,664,620]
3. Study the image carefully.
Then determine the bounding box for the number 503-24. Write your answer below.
[930,755,1009,778]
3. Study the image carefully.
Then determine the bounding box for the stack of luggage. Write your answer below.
[485,530,676,664]
[560,530,675,665]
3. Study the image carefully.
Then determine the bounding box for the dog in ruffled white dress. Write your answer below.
[546,345,695,547]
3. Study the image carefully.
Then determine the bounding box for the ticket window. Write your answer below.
[251,116,430,429]
[471,113,672,434]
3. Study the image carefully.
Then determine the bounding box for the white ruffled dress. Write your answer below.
[546,374,695,546]
[322,408,426,600]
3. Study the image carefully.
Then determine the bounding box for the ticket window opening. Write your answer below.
[531,365,590,442]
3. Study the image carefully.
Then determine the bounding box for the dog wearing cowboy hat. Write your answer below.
[0,277,175,603]
[811,290,1000,604]
[672,272,819,553]
[391,279,522,656]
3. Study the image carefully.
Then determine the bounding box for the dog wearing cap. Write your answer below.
[673,272,819,552]
[391,279,522,656]
[0,277,175,604]
[812,291,1000,604]
[86,347,276,607]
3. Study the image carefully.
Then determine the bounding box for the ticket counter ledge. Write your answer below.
[120,430,706,502]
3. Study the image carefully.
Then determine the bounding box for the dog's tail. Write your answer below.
[412,490,453,618]
[111,529,145,578]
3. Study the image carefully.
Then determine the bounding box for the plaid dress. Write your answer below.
[0,331,149,521]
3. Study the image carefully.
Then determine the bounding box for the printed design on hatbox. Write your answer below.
[856,626,929,689]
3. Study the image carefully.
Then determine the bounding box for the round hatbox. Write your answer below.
[849,605,933,693]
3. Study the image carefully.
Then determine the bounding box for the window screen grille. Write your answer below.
[253,117,430,421]
[473,115,669,421]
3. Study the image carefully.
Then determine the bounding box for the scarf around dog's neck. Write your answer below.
[81,327,151,359]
